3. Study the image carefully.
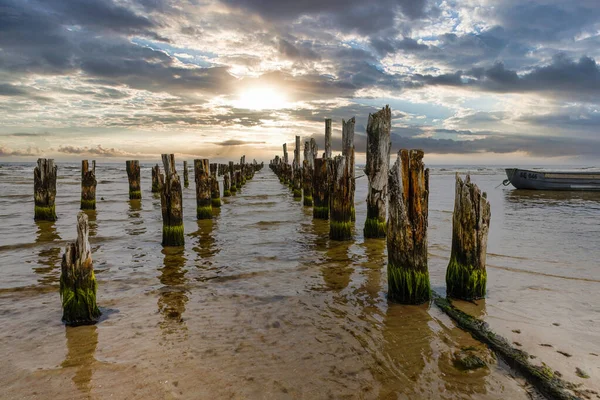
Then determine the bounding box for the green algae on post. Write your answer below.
[60,211,101,326]
[446,173,491,300]
[80,160,97,210]
[364,106,391,238]
[34,158,58,221]
[194,158,212,220]
[126,160,141,200]
[387,149,431,304]
[160,154,184,246]
[313,158,329,219]
[329,155,353,241]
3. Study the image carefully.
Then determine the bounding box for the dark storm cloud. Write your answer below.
[276,39,321,61]
[216,139,266,146]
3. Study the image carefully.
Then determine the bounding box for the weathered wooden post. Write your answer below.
[342,117,355,221]
[223,173,231,197]
[151,164,162,193]
[387,149,430,304]
[302,141,313,206]
[229,161,237,194]
[125,160,141,200]
[60,211,101,325]
[210,163,221,208]
[160,154,184,246]
[235,170,242,190]
[364,106,391,238]
[80,160,97,210]
[293,136,302,198]
[194,159,212,219]
[324,118,332,159]
[329,155,352,240]
[313,158,329,219]
[183,161,189,188]
[446,174,491,300]
[34,158,58,221]
[282,143,289,184]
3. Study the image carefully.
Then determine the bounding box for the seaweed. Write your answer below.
[34,205,57,221]
[446,256,487,300]
[364,217,386,238]
[387,264,430,304]
[196,206,213,220]
[80,199,96,210]
[162,224,185,247]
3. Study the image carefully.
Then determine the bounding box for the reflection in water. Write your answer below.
[158,248,189,336]
[82,210,97,238]
[322,240,353,291]
[504,189,600,209]
[355,239,386,307]
[191,219,218,260]
[126,200,145,236]
[34,220,61,285]
[61,325,98,395]
[454,298,487,319]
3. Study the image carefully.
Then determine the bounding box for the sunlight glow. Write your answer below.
[234,86,289,110]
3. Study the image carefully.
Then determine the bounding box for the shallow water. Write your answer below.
[0,162,598,398]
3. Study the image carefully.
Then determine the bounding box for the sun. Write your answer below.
[234,86,289,110]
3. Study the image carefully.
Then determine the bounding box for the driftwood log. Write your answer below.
[329,155,352,240]
[160,154,184,246]
[342,117,355,221]
[313,158,329,219]
[364,106,391,238]
[60,211,101,326]
[387,149,430,304]
[80,160,97,210]
[183,161,189,189]
[151,164,162,193]
[446,174,491,300]
[34,158,57,221]
[125,160,141,200]
[223,173,231,197]
[229,161,237,194]
[194,159,212,219]
[210,163,221,208]
[324,118,332,159]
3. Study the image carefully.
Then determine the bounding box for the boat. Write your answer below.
[504,168,600,191]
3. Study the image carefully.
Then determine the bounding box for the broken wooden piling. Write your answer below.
[324,118,332,159]
[387,149,430,304]
[125,160,141,200]
[313,158,329,219]
[160,154,184,246]
[194,159,212,219]
[80,160,97,210]
[364,106,391,238]
[60,211,101,326]
[34,158,58,221]
[210,163,221,208]
[293,136,302,199]
[183,161,189,189]
[329,155,353,240]
[342,117,355,221]
[151,164,162,193]
[446,174,491,300]
[229,161,237,194]
[223,173,231,197]
[302,139,316,206]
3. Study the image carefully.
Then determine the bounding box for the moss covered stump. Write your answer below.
[329,155,353,240]
[160,154,184,246]
[60,211,101,326]
[194,159,212,220]
[210,163,221,208]
[223,173,231,197]
[387,149,430,304]
[446,174,491,300]
[34,158,58,221]
[80,160,97,210]
[126,160,141,200]
[313,158,329,219]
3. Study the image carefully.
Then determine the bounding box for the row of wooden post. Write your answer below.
[269,106,491,305]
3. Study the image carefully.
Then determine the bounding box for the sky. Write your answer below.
[1,0,600,164]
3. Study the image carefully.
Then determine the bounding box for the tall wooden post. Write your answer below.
[151,164,162,193]
[235,170,242,190]
[364,106,391,238]
[126,160,141,200]
[160,154,184,246]
[229,161,237,194]
[293,135,302,198]
[183,161,189,188]
[342,117,355,221]
[329,155,352,240]
[324,118,332,159]
[60,211,100,326]
[81,160,97,210]
[223,173,231,197]
[446,174,491,300]
[313,158,329,219]
[387,149,430,304]
[302,141,312,206]
[210,163,221,208]
[194,159,212,219]
[34,158,57,221]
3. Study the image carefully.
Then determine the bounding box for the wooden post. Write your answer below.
[229,161,237,194]
[293,135,302,198]
[235,170,242,190]
[183,161,189,188]
[313,158,329,219]
[160,154,184,246]
[364,106,391,238]
[151,164,162,193]
[80,160,97,210]
[194,159,212,219]
[342,117,355,221]
[60,211,101,326]
[223,173,231,197]
[210,163,221,208]
[125,160,141,200]
[329,155,352,240]
[387,149,430,304]
[324,118,332,159]
[302,141,312,206]
[446,174,491,300]
[34,158,57,221]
